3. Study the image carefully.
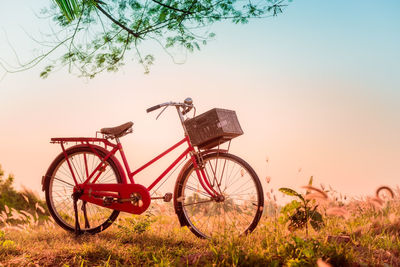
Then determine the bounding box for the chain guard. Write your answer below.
[76,183,151,214]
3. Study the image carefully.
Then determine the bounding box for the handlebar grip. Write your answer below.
[146,104,162,113]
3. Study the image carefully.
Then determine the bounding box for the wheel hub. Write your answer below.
[214,194,225,202]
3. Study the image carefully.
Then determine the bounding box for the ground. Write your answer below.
[1,200,400,267]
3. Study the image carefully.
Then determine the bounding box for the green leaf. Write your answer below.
[310,211,324,230]
[279,188,299,197]
[308,176,313,186]
[53,0,82,22]
[292,236,304,245]
[40,65,54,79]
[279,188,303,201]
[288,209,307,231]
[159,10,168,22]
[302,248,315,258]
[281,200,301,214]
[279,200,301,224]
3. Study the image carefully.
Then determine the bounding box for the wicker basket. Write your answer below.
[184,108,243,149]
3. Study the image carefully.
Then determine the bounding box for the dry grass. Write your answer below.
[1,185,400,266]
[1,215,209,266]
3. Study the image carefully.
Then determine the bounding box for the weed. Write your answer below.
[115,214,155,243]
[279,177,324,236]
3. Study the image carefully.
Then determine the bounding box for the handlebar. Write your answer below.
[146,104,163,113]
[146,98,194,114]
[147,97,195,126]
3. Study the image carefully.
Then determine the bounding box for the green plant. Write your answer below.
[279,177,324,236]
[2,240,16,250]
[116,214,155,238]
[278,235,321,266]
[0,164,49,224]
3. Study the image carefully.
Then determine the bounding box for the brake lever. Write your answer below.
[182,105,194,116]
[156,105,169,120]
[181,107,189,115]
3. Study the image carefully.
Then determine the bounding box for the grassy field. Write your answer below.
[1,188,400,267]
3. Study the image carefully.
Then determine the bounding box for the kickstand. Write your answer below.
[72,190,83,235]
[81,201,90,229]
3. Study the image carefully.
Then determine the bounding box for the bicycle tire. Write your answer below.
[44,145,122,234]
[174,152,264,238]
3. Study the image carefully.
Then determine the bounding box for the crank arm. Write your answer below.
[118,198,144,207]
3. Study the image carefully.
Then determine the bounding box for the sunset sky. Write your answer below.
[0,0,399,201]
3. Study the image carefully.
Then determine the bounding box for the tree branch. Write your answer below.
[0,36,73,74]
[150,0,194,14]
[95,2,141,38]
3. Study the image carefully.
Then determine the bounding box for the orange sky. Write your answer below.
[0,1,399,200]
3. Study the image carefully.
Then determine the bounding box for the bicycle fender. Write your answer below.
[42,144,128,191]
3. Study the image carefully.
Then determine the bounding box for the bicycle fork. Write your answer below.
[191,154,223,199]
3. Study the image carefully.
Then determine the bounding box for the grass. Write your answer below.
[1,197,400,267]
[1,183,400,266]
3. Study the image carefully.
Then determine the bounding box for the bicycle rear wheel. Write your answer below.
[44,146,122,234]
[174,152,264,238]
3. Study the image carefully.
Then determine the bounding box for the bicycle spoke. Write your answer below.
[180,153,263,238]
[53,177,75,188]
[229,183,256,196]
[205,159,224,193]
[218,158,228,186]
[47,148,120,233]
[71,157,84,183]
[183,199,213,207]
[184,184,212,198]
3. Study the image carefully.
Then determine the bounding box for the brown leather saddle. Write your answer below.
[100,121,133,138]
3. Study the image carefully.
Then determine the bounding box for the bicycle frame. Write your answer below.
[50,133,220,214]
[44,99,266,238]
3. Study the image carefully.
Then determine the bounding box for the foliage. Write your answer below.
[278,235,321,266]
[0,230,18,256]
[279,177,324,236]
[2,0,293,78]
[0,164,48,225]
[1,240,16,250]
[54,0,81,21]
[116,214,155,238]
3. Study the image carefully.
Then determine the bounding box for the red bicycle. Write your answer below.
[42,98,264,238]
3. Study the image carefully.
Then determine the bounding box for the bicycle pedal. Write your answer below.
[163,193,172,202]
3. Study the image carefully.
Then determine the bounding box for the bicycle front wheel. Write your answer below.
[44,146,122,234]
[175,152,264,238]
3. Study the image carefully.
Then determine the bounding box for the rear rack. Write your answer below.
[50,137,117,148]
